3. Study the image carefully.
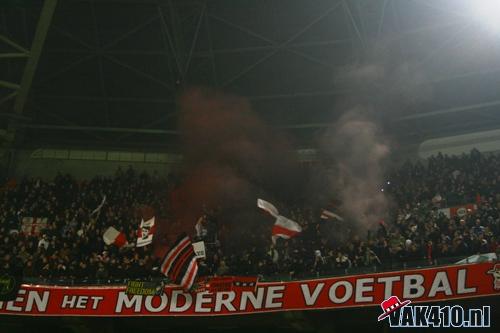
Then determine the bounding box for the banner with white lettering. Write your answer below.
[0,263,498,316]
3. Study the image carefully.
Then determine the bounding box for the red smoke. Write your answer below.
[165,88,301,248]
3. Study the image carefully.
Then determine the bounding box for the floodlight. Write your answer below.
[471,0,500,32]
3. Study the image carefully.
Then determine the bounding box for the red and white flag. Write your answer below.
[136,216,156,247]
[103,227,128,248]
[257,198,279,218]
[21,217,47,236]
[320,209,344,221]
[438,203,477,218]
[257,199,302,243]
[272,215,302,244]
[160,233,198,290]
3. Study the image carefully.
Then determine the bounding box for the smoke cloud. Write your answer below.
[165,88,302,247]
[321,108,390,229]
[162,57,430,246]
[319,57,431,230]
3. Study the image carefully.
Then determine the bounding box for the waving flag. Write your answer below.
[257,199,302,243]
[272,215,302,244]
[136,217,156,247]
[90,195,107,217]
[257,199,279,217]
[160,233,198,290]
[103,227,128,248]
[194,216,208,238]
[320,209,344,221]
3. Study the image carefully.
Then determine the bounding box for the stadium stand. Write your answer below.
[1,150,499,284]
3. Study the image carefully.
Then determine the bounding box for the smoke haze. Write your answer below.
[321,108,390,229]
[163,57,430,245]
[166,88,302,247]
[319,57,431,230]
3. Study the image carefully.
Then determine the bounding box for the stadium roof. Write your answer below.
[2,0,500,150]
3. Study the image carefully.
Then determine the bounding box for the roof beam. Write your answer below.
[46,39,351,56]
[0,80,20,90]
[219,1,344,87]
[0,52,29,59]
[211,3,346,80]
[398,100,500,121]
[104,54,173,90]
[21,124,179,135]
[36,95,174,104]
[0,91,18,107]
[13,0,58,116]
[158,2,185,85]
[0,34,29,53]
[342,0,366,51]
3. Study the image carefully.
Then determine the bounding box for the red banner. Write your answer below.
[439,203,477,218]
[1,263,498,317]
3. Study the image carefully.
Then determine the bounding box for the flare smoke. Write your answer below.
[320,58,430,229]
[167,88,301,247]
[322,108,390,228]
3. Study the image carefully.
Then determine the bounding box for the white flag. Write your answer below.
[90,195,107,217]
[455,253,497,264]
[195,217,208,238]
[257,198,279,218]
[320,209,344,222]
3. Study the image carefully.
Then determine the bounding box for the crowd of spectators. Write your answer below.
[1,149,499,284]
[1,167,171,282]
[211,149,499,279]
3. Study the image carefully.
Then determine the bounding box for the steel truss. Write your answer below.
[0,0,498,147]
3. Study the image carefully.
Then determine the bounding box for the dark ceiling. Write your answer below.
[1,0,500,150]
